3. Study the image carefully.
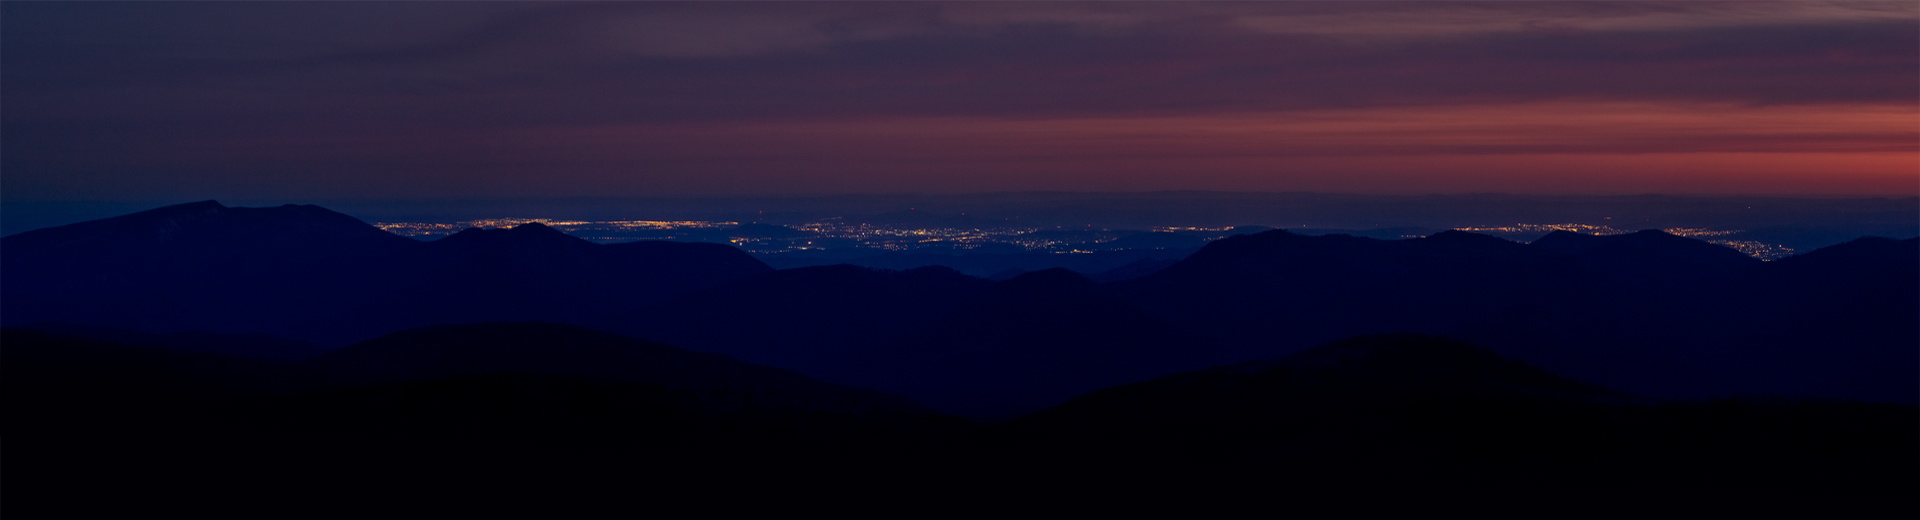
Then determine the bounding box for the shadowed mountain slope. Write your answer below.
[755,246,1198,278]
[1006,334,1916,492]
[608,266,1225,418]
[871,269,1229,418]
[2,202,772,345]
[5,323,974,514]
[1112,229,1917,404]
[1698,236,1920,403]
[1113,230,1643,371]
[389,223,772,327]
[603,264,993,379]
[1531,229,1762,288]
[301,322,926,414]
[3,329,302,429]
[2,202,417,340]
[0,200,413,257]
[6,322,332,361]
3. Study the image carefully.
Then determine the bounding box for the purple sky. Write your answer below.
[4,1,1915,202]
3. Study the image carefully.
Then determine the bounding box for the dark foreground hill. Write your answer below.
[1001,334,1916,493]
[8,322,334,361]
[608,266,1228,418]
[6,322,931,422]
[9,329,1912,515]
[6,323,968,514]
[300,322,926,414]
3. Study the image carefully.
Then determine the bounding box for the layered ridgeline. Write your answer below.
[2,201,770,345]
[1002,334,1915,494]
[603,265,1232,418]
[1113,228,1917,405]
[7,321,930,429]
[6,321,956,513]
[4,201,1915,418]
[9,328,1910,511]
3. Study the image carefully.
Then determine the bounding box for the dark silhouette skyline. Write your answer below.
[7,201,1913,418]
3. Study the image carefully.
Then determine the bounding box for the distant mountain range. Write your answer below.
[1114,228,1917,405]
[3,201,770,345]
[4,201,1915,419]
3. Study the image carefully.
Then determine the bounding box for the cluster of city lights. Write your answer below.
[373,217,1795,260]
[1451,223,1634,235]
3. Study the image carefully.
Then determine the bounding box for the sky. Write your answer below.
[3,1,1916,204]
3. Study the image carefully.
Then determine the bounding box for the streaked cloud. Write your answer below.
[3,1,1913,200]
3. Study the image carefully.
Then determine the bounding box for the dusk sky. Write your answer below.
[4,1,1915,203]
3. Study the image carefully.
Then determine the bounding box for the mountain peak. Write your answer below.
[2,200,398,254]
[1774,235,1918,268]
[167,199,228,212]
[434,222,594,249]
[1532,227,1758,269]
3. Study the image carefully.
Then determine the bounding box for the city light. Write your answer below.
[374,218,1795,260]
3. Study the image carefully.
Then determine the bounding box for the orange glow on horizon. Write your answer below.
[144,101,1918,198]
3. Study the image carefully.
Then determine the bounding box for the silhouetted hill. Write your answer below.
[3,201,422,343]
[1112,229,1917,404]
[602,265,992,385]
[10,324,1913,511]
[1532,229,1760,284]
[870,269,1230,418]
[301,322,924,414]
[7,201,1915,420]
[8,322,331,361]
[6,324,977,514]
[1024,334,1611,428]
[608,265,1226,418]
[1770,235,1918,272]
[1118,229,1613,355]
[3,329,295,427]
[1693,236,1920,403]
[2,203,772,345]
[1085,257,1181,282]
[391,223,772,329]
[602,239,774,280]
[0,200,414,255]
[756,247,1197,278]
[1526,229,1764,329]
[1006,334,1916,492]
[985,267,1029,281]
[429,222,599,253]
